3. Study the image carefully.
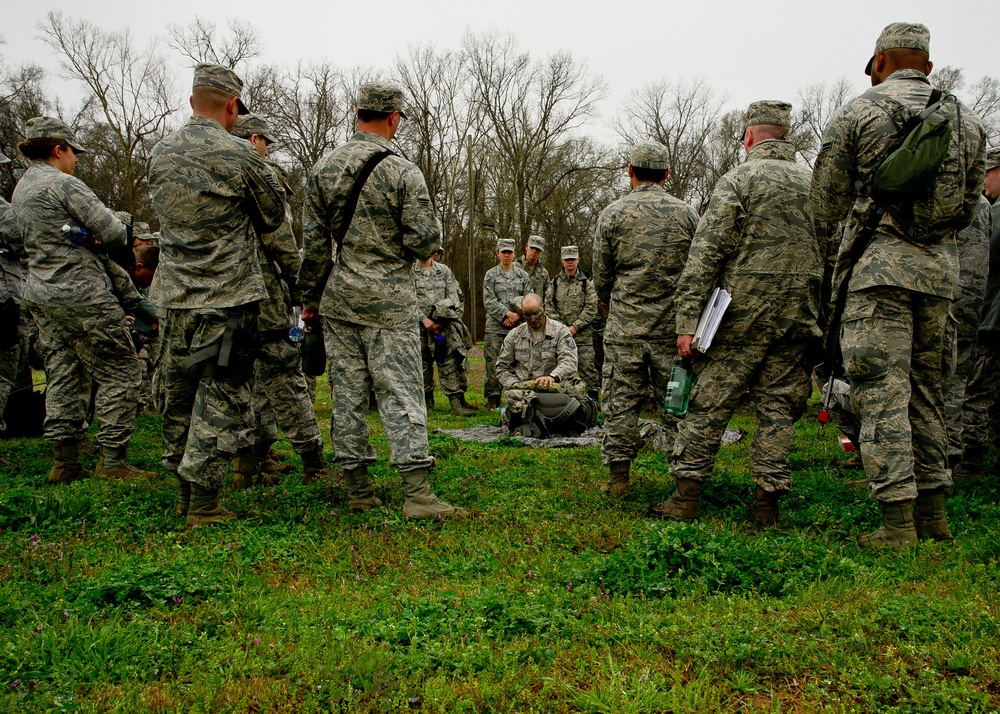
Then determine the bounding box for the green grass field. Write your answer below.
[1,352,999,713]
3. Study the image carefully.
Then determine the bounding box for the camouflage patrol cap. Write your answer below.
[744,100,792,130]
[561,245,579,259]
[193,63,249,115]
[0,151,9,164]
[527,235,545,251]
[496,238,516,252]
[986,147,1000,172]
[113,211,133,228]
[233,114,275,143]
[629,140,669,170]
[23,117,87,153]
[133,221,151,236]
[865,23,931,76]
[357,82,407,119]
[432,245,444,255]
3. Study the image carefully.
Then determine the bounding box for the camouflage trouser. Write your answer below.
[600,339,679,465]
[160,307,257,489]
[483,330,510,403]
[137,333,162,414]
[0,343,19,432]
[962,340,1000,458]
[324,318,433,472]
[825,377,860,445]
[574,336,599,394]
[943,337,977,461]
[30,302,141,448]
[841,287,952,502]
[421,327,463,397]
[670,340,810,492]
[252,337,322,453]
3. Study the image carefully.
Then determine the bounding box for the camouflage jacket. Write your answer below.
[812,69,987,303]
[483,264,532,334]
[413,261,464,321]
[977,201,1000,337]
[953,196,991,340]
[0,198,24,304]
[593,182,699,342]
[299,131,440,329]
[496,317,578,388]
[12,161,128,308]
[515,255,549,300]
[258,202,301,335]
[545,270,597,343]
[675,139,823,345]
[149,114,286,310]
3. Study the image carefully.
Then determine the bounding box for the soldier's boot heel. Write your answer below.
[48,441,84,483]
[231,454,259,491]
[301,446,335,485]
[914,488,953,542]
[186,483,237,527]
[648,477,703,521]
[600,460,631,496]
[176,477,191,517]
[401,467,468,520]
[858,501,918,550]
[345,465,383,512]
[93,446,157,480]
[448,394,474,417]
[749,486,787,527]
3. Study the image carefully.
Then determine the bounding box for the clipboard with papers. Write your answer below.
[691,287,732,353]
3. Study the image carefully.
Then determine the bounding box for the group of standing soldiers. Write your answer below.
[0,21,996,547]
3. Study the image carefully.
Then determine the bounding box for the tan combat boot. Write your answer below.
[648,477,704,521]
[230,454,259,491]
[176,477,191,517]
[48,441,84,483]
[401,468,468,520]
[858,501,918,550]
[914,488,953,542]
[448,394,474,417]
[344,465,383,512]
[186,483,237,527]
[459,393,478,412]
[600,460,631,496]
[93,446,157,480]
[749,486,787,527]
[300,446,335,485]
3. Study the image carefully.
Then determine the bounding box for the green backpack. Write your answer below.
[871,89,951,205]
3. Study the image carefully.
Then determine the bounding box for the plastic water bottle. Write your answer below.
[663,359,693,417]
[288,308,305,343]
[62,224,91,246]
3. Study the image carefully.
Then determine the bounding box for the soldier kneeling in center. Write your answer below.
[496,293,598,437]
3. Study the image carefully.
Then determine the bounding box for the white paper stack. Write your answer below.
[691,287,732,353]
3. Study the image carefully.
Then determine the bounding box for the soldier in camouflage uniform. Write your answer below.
[298,82,466,519]
[515,235,549,299]
[942,197,991,471]
[594,140,699,495]
[812,23,986,547]
[414,248,473,416]
[962,147,1000,474]
[0,151,25,433]
[482,238,532,409]
[232,114,330,488]
[12,118,154,484]
[149,65,287,525]
[431,248,476,412]
[545,245,599,398]
[652,101,823,526]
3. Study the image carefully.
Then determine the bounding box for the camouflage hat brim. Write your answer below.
[865,54,876,76]
[237,97,249,116]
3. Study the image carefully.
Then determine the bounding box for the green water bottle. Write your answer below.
[663,359,693,416]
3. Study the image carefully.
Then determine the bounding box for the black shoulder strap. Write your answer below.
[335,150,395,261]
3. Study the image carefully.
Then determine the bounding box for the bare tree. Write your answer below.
[0,38,48,197]
[795,78,854,165]
[166,17,263,69]
[967,75,1000,146]
[614,79,729,207]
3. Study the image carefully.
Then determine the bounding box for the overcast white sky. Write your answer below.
[3,0,996,141]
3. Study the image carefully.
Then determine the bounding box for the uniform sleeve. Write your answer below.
[298,167,335,310]
[593,207,616,305]
[674,176,744,335]
[259,204,302,299]
[959,123,987,229]
[811,106,860,225]
[551,328,579,382]
[496,330,519,388]
[443,264,464,318]
[400,164,441,263]
[62,177,128,250]
[243,152,287,237]
[574,277,598,332]
[483,269,507,323]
